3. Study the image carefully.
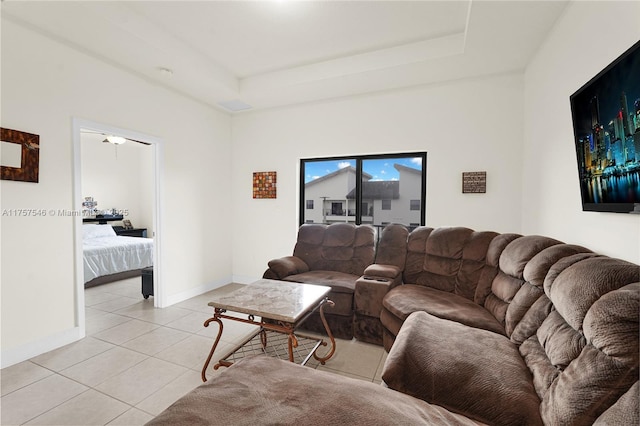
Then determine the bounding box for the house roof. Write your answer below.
[394,164,422,175]
[346,181,399,200]
[305,166,372,188]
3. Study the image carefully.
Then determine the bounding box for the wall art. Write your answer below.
[462,171,486,193]
[253,171,277,199]
[1,127,40,183]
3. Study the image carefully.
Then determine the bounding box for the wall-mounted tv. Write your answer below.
[569,40,640,213]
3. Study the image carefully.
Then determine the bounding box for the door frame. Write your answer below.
[72,118,165,337]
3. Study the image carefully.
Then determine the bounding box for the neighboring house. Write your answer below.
[304,164,422,226]
[304,166,365,224]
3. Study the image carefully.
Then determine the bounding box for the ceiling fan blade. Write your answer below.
[81,130,151,146]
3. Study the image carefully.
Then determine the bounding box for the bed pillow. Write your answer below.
[83,224,116,239]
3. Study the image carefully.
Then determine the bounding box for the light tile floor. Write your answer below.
[1,279,387,425]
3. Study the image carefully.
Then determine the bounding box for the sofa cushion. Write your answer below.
[403,227,498,301]
[283,271,358,294]
[284,271,358,317]
[373,223,409,269]
[364,263,402,279]
[266,256,309,279]
[499,235,562,278]
[383,284,505,335]
[539,281,639,424]
[404,227,471,293]
[594,381,639,426]
[482,235,564,330]
[148,355,486,426]
[503,244,592,338]
[292,223,375,276]
[474,233,521,305]
[516,254,639,425]
[382,311,542,426]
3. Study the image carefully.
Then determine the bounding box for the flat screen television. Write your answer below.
[569,40,640,213]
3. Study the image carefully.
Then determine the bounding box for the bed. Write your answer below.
[83,224,154,287]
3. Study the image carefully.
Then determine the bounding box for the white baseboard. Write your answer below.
[1,326,82,369]
[2,277,249,368]
[231,275,261,285]
[164,276,233,307]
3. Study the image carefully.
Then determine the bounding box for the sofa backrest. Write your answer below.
[514,255,639,425]
[476,235,587,331]
[293,223,375,276]
[505,243,594,339]
[403,226,499,300]
[373,224,409,270]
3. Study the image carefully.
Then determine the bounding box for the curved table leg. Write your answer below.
[286,333,299,362]
[313,299,336,364]
[260,328,268,350]
[201,317,224,382]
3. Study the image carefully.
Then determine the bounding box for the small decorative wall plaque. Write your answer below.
[462,171,486,193]
[253,171,277,199]
[1,127,40,183]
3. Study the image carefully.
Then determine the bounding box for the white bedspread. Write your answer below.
[83,227,154,283]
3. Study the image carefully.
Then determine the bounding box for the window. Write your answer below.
[300,152,426,226]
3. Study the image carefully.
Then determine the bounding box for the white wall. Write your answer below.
[1,18,232,367]
[81,135,153,232]
[231,73,525,281]
[522,1,640,264]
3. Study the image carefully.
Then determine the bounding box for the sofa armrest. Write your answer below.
[364,264,402,280]
[264,256,309,280]
[355,273,402,318]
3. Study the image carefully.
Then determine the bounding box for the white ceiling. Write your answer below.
[2,0,569,113]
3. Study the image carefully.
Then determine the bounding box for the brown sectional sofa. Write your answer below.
[149,224,639,425]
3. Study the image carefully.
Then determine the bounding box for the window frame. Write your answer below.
[299,152,427,226]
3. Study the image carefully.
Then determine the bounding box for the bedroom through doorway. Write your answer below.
[72,119,164,338]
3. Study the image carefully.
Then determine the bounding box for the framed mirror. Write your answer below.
[1,128,40,183]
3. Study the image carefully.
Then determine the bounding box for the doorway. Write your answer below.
[72,118,164,338]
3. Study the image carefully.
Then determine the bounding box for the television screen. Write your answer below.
[569,40,640,213]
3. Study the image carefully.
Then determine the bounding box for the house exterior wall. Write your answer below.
[392,167,422,226]
[304,169,357,223]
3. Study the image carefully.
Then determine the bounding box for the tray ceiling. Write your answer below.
[2,1,568,112]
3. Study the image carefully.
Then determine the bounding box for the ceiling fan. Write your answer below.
[80,129,151,145]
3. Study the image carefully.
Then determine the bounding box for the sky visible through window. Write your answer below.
[304,157,422,183]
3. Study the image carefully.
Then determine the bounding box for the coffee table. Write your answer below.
[201,279,336,381]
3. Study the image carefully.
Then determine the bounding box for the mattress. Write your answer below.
[83,224,154,283]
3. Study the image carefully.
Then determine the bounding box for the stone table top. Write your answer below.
[208,279,331,323]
